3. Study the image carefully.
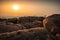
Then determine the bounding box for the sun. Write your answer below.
[12,5,19,10]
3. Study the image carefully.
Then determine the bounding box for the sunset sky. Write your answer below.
[0,0,60,18]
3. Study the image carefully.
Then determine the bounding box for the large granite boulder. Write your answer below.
[43,14,60,40]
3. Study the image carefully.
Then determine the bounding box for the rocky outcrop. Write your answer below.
[43,14,60,40]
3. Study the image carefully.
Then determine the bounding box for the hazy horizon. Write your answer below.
[0,0,60,18]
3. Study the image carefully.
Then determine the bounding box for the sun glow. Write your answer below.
[12,5,19,10]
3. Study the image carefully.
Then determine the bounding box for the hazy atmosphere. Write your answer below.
[0,0,60,40]
[0,0,60,18]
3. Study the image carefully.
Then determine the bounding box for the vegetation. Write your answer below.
[0,15,60,40]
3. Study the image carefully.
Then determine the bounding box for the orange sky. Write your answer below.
[0,1,60,18]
